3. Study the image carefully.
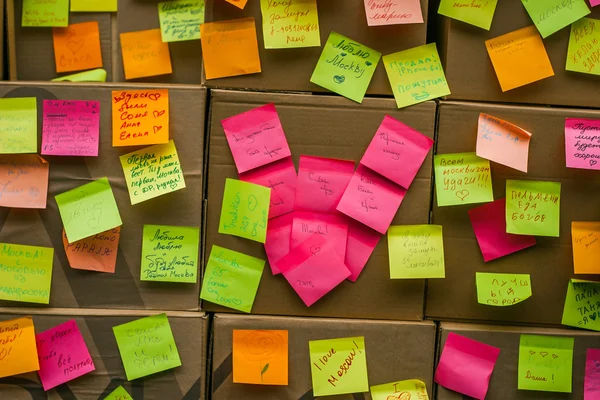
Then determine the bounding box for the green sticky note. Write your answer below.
[141,225,200,283]
[566,17,600,75]
[260,0,320,49]
[22,0,69,27]
[371,379,429,400]
[71,0,117,12]
[309,337,368,396]
[0,98,37,154]
[434,152,493,207]
[52,68,107,82]
[506,180,561,237]
[158,0,204,42]
[438,0,498,30]
[0,243,53,304]
[310,32,381,103]
[562,279,600,331]
[388,225,445,279]
[383,43,450,109]
[219,179,270,243]
[476,272,532,306]
[56,177,123,243]
[521,0,590,38]
[200,245,265,313]
[518,334,574,392]
[104,385,133,400]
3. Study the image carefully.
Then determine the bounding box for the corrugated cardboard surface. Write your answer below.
[211,313,436,399]
[427,100,600,326]
[0,82,204,311]
[0,308,208,400]
[204,89,435,321]
[439,0,600,108]
[203,0,428,94]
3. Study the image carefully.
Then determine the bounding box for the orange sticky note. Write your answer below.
[476,113,532,173]
[52,21,103,73]
[0,317,40,378]
[225,0,248,9]
[233,330,288,385]
[485,25,554,92]
[62,227,120,273]
[0,155,49,209]
[572,222,600,274]
[120,29,172,80]
[201,18,261,80]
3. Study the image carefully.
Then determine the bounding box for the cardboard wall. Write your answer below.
[210,313,436,399]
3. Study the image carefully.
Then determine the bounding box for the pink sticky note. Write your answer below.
[36,320,95,391]
[592,0,600,7]
[565,118,600,170]
[586,348,600,400]
[345,219,381,282]
[363,0,424,26]
[240,157,297,219]
[468,198,536,262]
[477,114,531,173]
[264,211,294,275]
[291,211,349,261]
[41,100,100,157]
[435,332,500,400]
[294,156,355,213]
[336,165,406,234]
[221,104,291,174]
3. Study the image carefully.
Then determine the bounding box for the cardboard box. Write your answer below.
[0,308,208,400]
[210,313,436,399]
[0,82,205,311]
[204,89,435,320]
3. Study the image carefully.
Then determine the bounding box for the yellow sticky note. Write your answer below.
[476,272,532,306]
[371,379,430,400]
[0,243,54,304]
[388,225,445,279]
[71,0,117,12]
[0,317,40,378]
[572,221,600,274]
[260,0,320,49]
[52,68,107,82]
[567,17,600,76]
[22,0,68,27]
[120,29,172,80]
[0,98,37,154]
[233,330,288,385]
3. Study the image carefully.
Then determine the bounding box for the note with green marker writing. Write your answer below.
[438,0,498,30]
[434,153,493,207]
[518,334,574,392]
[0,243,53,304]
[0,98,37,154]
[371,379,430,400]
[506,180,561,237]
[562,279,600,331]
[388,225,445,279]
[22,0,68,27]
[476,272,532,306]
[104,386,133,400]
[521,0,590,38]
[219,179,270,243]
[567,17,600,76]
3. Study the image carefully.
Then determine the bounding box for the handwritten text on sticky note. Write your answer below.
[518,334,574,393]
[0,98,37,154]
[438,0,498,30]
[120,29,172,80]
[112,89,169,147]
[219,179,270,243]
[506,180,561,237]
[364,0,423,26]
[22,0,68,27]
[158,0,204,42]
[260,0,320,48]
[567,18,600,76]
[371,379,430,400]
[52,21,103,73]
[388,225,445,279]
[0,243,54,304]
[476,272,532,306]
[42,100,100,156]
[63,227,120,273]
[477,113,531,172]
[565,118,600,170]
[572,222,600,274]
[434,153,493,207]
[0,317,40,378]
[521,0,590,38]
[562,279,600,331]
[0,155,49,209]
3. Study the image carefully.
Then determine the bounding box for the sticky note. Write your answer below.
[291,211,349,261]
[371,379,430,400]
[309,337,368,396]
[0,155,49,209]
[383,43,450,109]
[0,98,37,154]
[233,330,288,385]
[0,243,54,304]
[260,0,320,48]
[506,180,561,237]
[435,332,500,399]
[113,314,181,381]
[0,317,39,378]
[200,245,265,313]
[112,89,169,147]
[434,153,493,207]
[360,115,433,189]
[120,140,186,204]
[565,118,600,170]
[438,0,498,30]
[345,219,381,282]
[63,227,120,273]
[477,113,531,172]
[158,0,204,42]
[201,18,261,79]
[310,32,381,103]
[120,29,172,80]
[521,0,589,38]
[219,179,270,243]
[572,222,600,274]
[22,0,68,27]
[585,349,600,399]
[42,100,100,156]
[52,22,103,73]
[364,0,423,26]
[221,103,291,174]
[518,334,574,392]
[264,211,294,275]
[567,18,600,75]
[593,0,600,6]
[485,26,554,92]
[476,272,532,306]
[36,320,95,391]
[71,0,117,12]
[52,68,107,82]
[140,225,200,283]
[56,177,123,243]
[562,279,600,331]
[388,225,445,279]
[104,386,133,400]
[226,0,248,9]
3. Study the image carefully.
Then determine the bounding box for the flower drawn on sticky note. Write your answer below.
[233,330,288,385]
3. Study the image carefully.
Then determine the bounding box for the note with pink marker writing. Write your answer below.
[264,211,294,275]
[42,100,100,156]
[291,211,348,261]
[565,118,600,170]
[585,348,600,399]
[477,113,531,172]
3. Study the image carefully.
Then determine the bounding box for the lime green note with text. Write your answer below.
[0,243,54,304]
[371,379,430,400]
[388,225,445,279]
[518,334,574,392]
[506,180,561,237]
[434,153,493,207]
[438,0,498,30]
[260,0,320,49]
[104,386,133,400]
[521,0,590,38]
[22,0,69,27]
[476,272,532,306]
[562,279,600,331]
[219,179,270,243]
[0,98,37,154]
[158,0,204,42]
[566,18,600,76]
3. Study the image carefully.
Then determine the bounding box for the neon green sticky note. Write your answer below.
[0,243,53,304]
[141,225,200,283]
[309,337,368,396]
[0,98,37,154]
[438,0,498,30]
[562,279,600,331]
[388,225,445,279]
[120,140,186,205]
[113,314,181,381]
[260,0,320,49]
[52,68,107,82]
[71,0,117,12]
[371,379,430,400]
[383,43,450,109]
[310,32,381,103]
[521,0,590,38]
[219,179,270,243]
[56,177,123,243]
[200,245,265,313]
[566,18,600,75]
[506,180,561,237]
[158,0,204,42]
[104,385,133,400]
[518,334,574,393]
[434,153,493,207]
[22,0,69,27]
[476,272,532,306]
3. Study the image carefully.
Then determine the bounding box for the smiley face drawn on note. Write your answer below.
[455,189,469,201]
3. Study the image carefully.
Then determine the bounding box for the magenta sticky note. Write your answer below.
[586,348,600,400]
[591,0,600,6]
[291,211,349,261]
[468,198,536,262]
[345,219,381,282]
[435,332,500,400]
[240,157,297,219]
[41,100,100,157]
[36,320,95,391]
[221,103,291,174]
[294,155,355,213]
[360,115,433,189]
[565,118,600,170]
[264,211,294,275]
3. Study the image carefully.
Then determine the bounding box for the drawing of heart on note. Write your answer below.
[67,38,84,54]
[153,126,162,134]
[455,189,469,201]
[434,153,493,207]
[153,110,165,119]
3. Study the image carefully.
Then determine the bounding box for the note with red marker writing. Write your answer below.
[477,114,531,172]
[345,219,381,282]
[52,21,103,73]
[291,211,348,261]
[63,227,120,273]
[434,153,493,207]
[363,0,423,26]
[112,89,169,147]
[0,317,39,378]
[585,349,600,399]
[42,100,100,156]
[565,118,600,170]
[0,155,49,209]
[264,212,294,274]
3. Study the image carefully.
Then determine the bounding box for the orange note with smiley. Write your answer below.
[53,21,103,73]
[233,330,288,385]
